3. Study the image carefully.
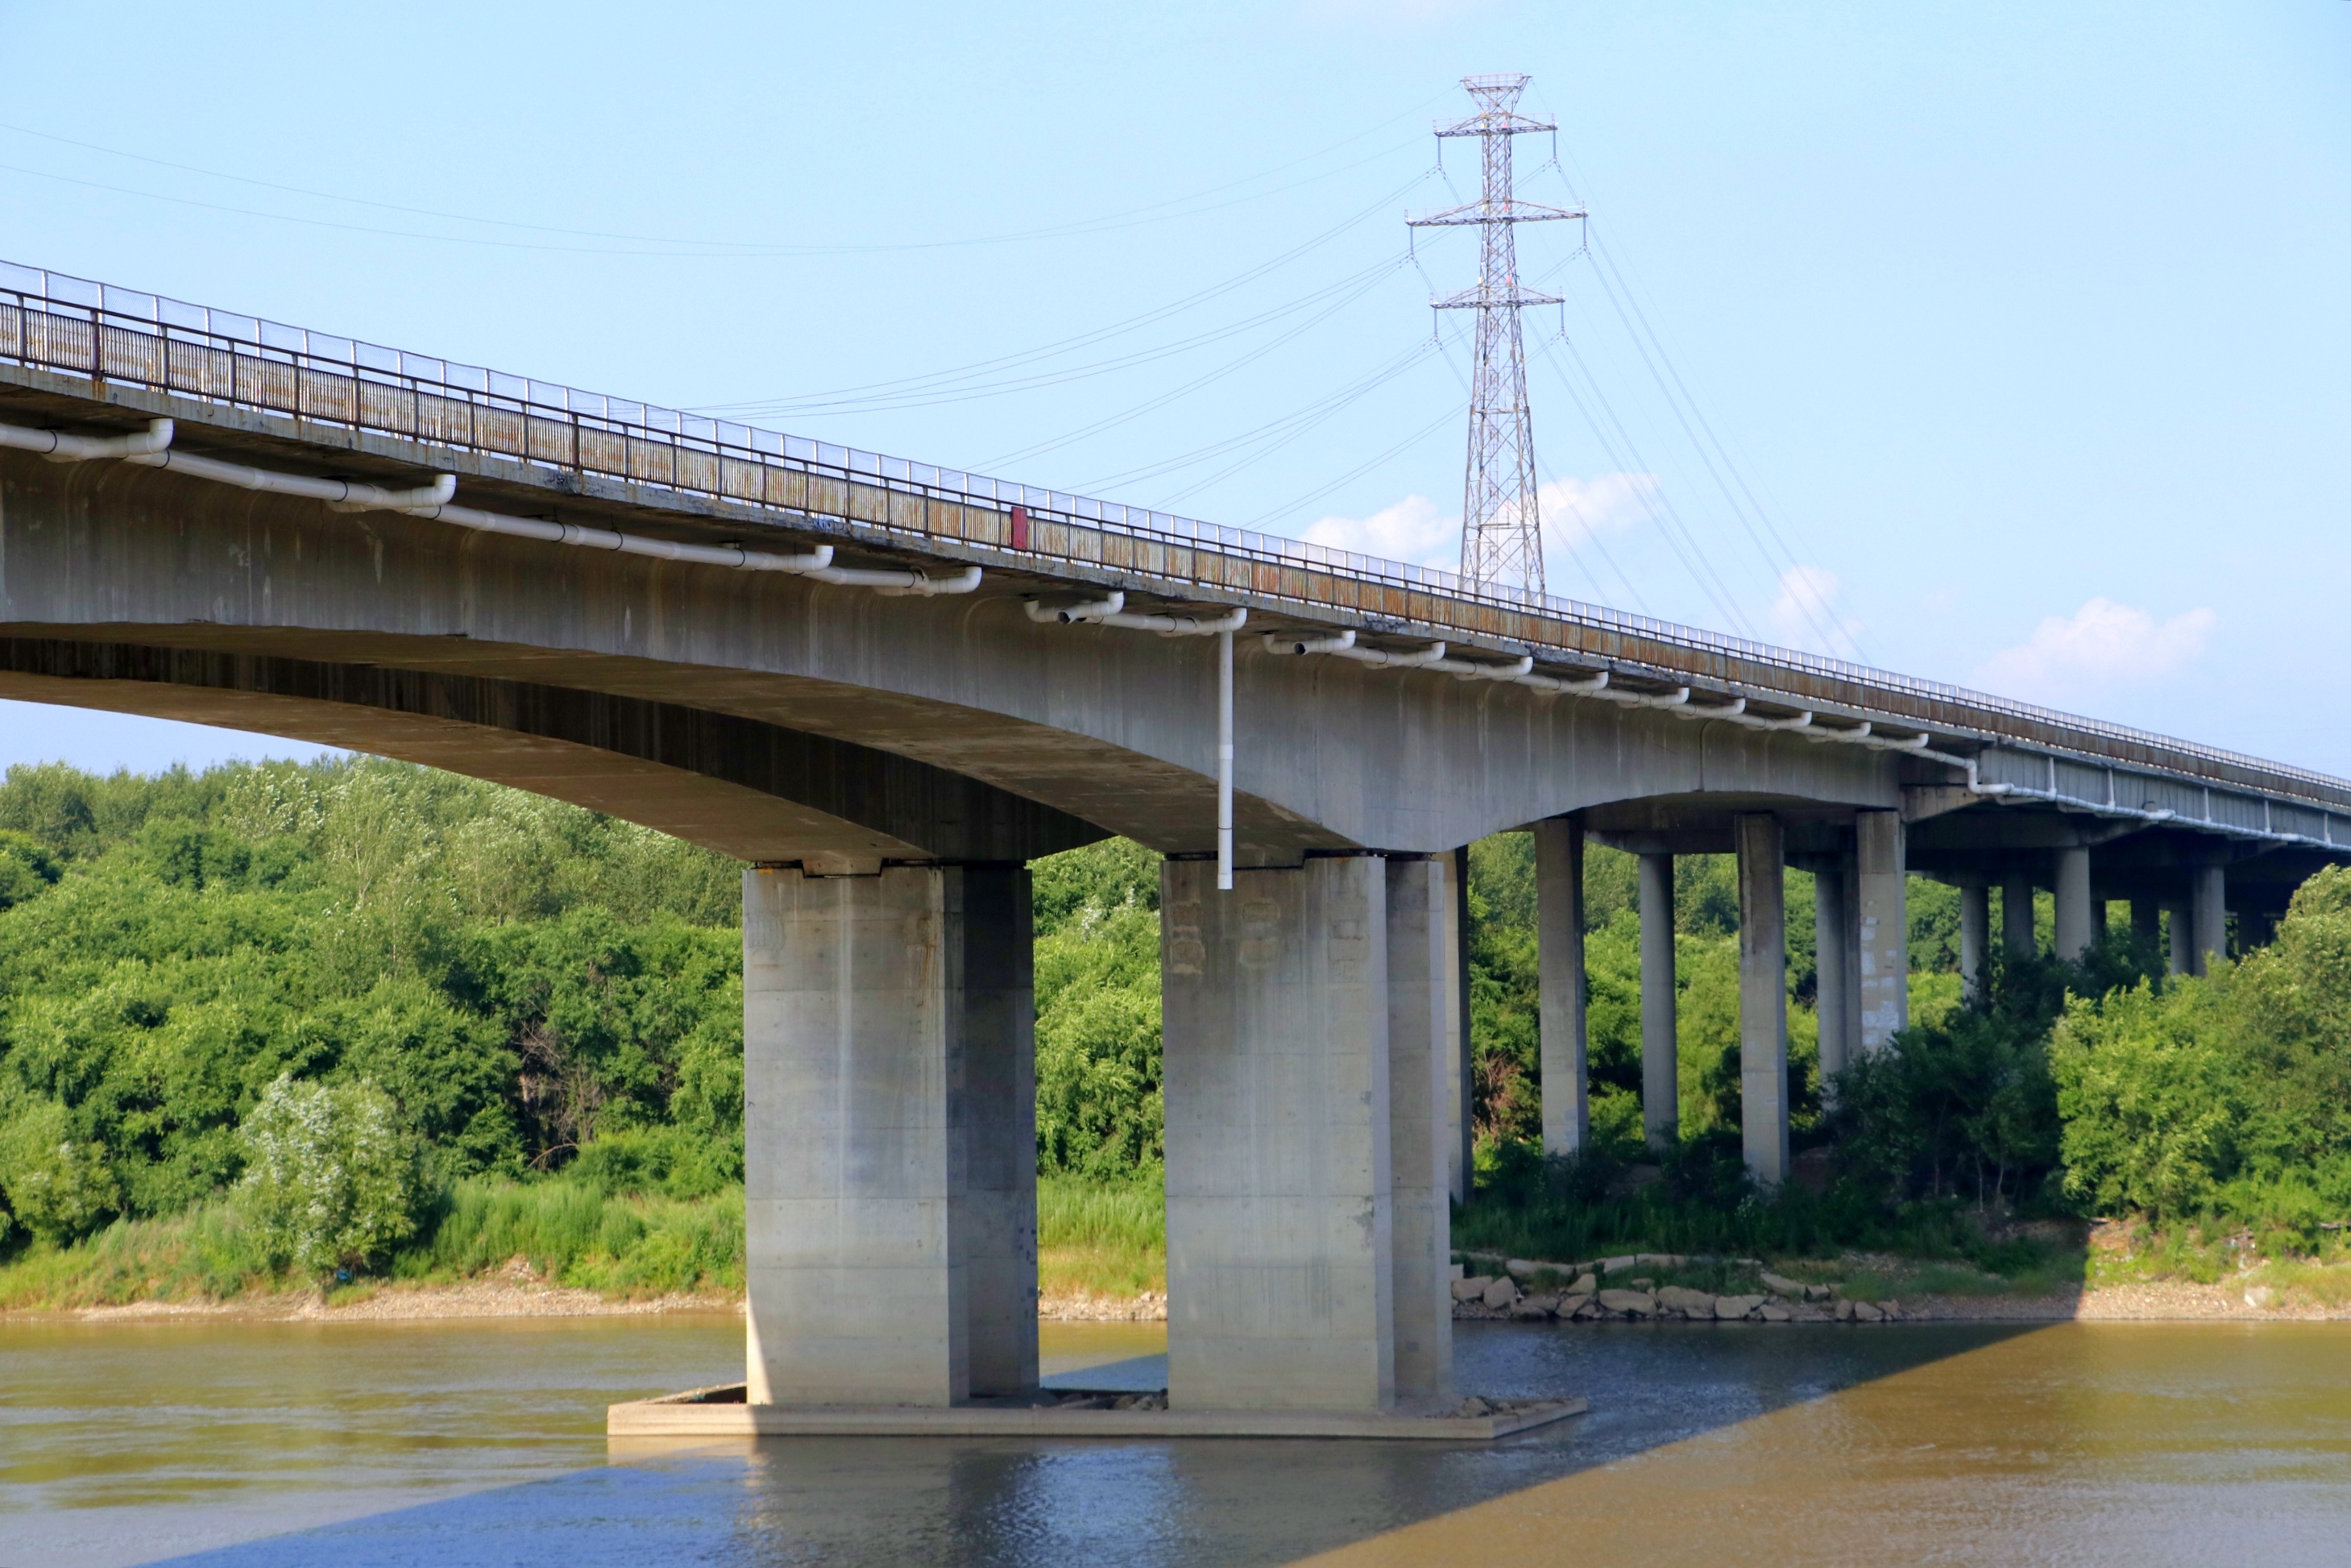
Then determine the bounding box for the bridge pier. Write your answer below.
[1856,811,1908,1054]
[742,862,1039,1408]
[1639,852,1679,1148]
[1385,857,1457,1404]
[1536,818,1589,1155]
[1162,854,1452,1412]
[1811,847,1851,1092]
[2002,869,2038,959]
[1735,814,1790,1186]
[2055,846,2096,961]
[1958,879,1990,1003]
[2191,864,2229,976]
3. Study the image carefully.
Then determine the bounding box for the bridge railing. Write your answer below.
[2,257,2342,805]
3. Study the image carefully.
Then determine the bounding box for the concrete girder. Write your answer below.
[0,640,1100,865]
[0,448,1910,857]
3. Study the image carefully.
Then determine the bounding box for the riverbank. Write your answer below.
[14,1271,2345,1325]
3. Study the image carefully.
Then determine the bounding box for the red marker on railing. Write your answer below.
[1009,504,1029,551]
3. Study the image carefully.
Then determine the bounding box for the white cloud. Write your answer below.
[1300,472,1654,580]
[1300,492,1456,569]
[1975,598,2217,702]
[1537,472,1653,549]
[1769,565,1864,654]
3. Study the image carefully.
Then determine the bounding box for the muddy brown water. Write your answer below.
[4,1314,2347,1565]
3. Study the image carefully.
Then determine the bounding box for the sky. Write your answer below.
[0,0,2345,775]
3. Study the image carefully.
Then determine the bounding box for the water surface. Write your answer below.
[6,1314,2348,1566]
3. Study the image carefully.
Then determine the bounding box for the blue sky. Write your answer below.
[1,1,2345,774]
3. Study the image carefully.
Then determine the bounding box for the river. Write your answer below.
[4,1314,2348,1565]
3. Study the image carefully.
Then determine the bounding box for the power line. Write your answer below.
[0,97,1449,259]
[687,169,1436,414]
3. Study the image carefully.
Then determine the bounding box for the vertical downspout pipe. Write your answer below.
[1217,628,1234,891]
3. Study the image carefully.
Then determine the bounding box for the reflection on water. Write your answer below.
[6,1315,2350,1566]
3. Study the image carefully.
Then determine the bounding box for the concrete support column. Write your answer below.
[1959,881,1990,1005]
[1856,811,1908,1055]
[1735,814,1789,1187]
[1383,857,1453,1406]
[1536,818,1588,1155]
[1814,850,1852,1091]
[2131,898,2161,947]
[744,863,1036,1408]
[2001,870,2038,959]
[2054,846,2095,963]
[1444,847,1473,1205]
[2167,898,2191,977]
[1638,852,1678,1150]
[2090,895,2109,945]
[1163,856,1395,1412]
[960,866,1040,1399]
[2191,864,2229,977]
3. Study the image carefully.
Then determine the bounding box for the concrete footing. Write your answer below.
[608,1385,1586,1441]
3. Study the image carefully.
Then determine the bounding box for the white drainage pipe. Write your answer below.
[127,447,458,512]
[0,416,175,462]
[400,500,833,574]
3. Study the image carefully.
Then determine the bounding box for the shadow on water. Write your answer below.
[151,1321,2045,1567]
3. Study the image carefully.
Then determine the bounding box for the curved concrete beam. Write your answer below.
[0,641,1104,865]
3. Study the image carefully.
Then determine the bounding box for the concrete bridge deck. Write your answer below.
[0,258,2338,1425]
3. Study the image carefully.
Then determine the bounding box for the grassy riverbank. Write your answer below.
[0,1175,1172,1312]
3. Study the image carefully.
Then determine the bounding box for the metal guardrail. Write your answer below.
[2,255,2342,804]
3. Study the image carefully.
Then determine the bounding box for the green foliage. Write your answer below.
[237,1074,422,1278]
[0,757,746,1255]
[395,1176,743,1296]
[1033,840,1163,1178]
[2050,866,2351,1236]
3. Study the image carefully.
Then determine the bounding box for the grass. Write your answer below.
[0,1178,745,1309]
[1038,1175,1164,1299]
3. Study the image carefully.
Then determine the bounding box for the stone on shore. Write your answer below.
[1656,1286,1718,1317]
[2245,1285,2277,1309]
[1834,1298,1857,1321]
[1851,1300,1885,1322]
[1599,1255,1638,1274]
[1453,1276,1491,1302]
[1482,1276,1521,1310]
[1715,1293,1766,1320]
[1558,1292,1594,1318]
[1760,1271,1806,1297]
[1511,1292,1561,1321]
[1598,1288,1656,1316]
[1759,1301,1793,1321]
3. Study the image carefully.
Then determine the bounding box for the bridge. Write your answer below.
[1,259,2341,1423]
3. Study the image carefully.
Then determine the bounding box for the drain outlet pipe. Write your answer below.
[0,416,175,462]
[128,447,457,511]
[1218,627,1235,891]
[400,500,834,573]
[827,562,982,595]
[1030,592,1248,887]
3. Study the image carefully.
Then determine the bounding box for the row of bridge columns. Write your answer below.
[738,818,2256,1416]
[1953,857,2232,1000]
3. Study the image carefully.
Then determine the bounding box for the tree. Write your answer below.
[237,1074,422,1279]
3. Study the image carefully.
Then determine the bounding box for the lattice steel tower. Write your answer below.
[1410,74,1582,596]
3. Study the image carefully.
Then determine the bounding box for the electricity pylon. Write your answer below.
[1409,74,1582,597]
